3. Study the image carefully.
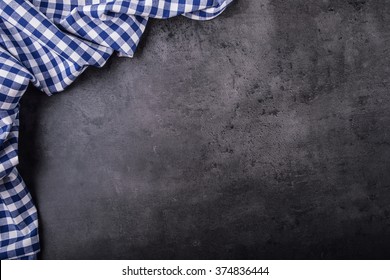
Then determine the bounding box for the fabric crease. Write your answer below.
[0,0,233,259]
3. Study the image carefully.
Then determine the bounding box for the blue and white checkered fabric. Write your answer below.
[0,0,233,259]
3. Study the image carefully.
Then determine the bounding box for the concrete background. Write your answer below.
[19,0,390,259]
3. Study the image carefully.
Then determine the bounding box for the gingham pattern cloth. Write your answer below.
[0,0,233,259]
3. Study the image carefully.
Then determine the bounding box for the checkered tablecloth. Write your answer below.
[0,0,233,259]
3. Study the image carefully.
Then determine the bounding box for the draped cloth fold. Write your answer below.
[0,0,233,259]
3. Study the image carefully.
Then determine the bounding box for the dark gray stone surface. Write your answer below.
[19,0,390,259]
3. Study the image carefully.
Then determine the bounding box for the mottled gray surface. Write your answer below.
[19,0,390,259]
